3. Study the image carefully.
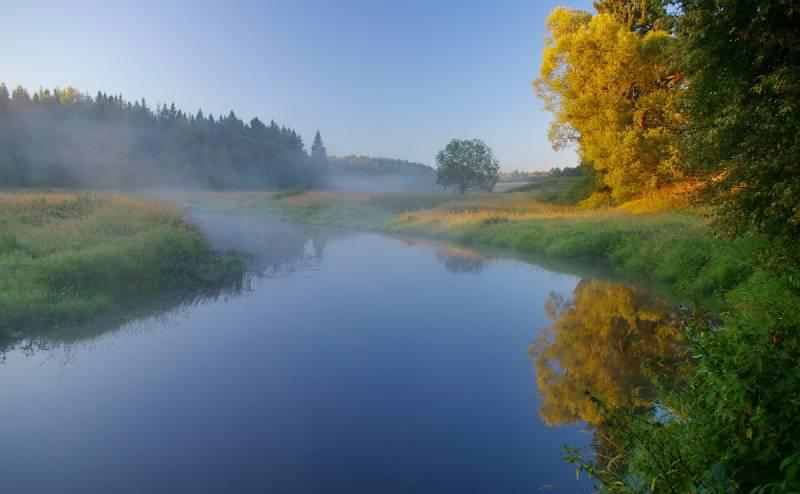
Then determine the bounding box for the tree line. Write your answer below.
[532,1,800,491]
[535,0,799,269]
[330,154,435,178]
[0,84,327,189]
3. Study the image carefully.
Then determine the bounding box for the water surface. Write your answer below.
[0,212,643,493]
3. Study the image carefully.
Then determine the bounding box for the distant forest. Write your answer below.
[330,155,435,177]
[498,166,583,183]
[0,84,326,189]
[328,155,437,192]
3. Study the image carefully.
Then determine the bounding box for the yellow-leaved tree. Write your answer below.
[534,7,684,202]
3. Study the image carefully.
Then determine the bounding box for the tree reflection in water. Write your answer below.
[530,279,683,427]
[434,246,489,274]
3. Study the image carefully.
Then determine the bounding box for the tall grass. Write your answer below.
[0,191,242,337]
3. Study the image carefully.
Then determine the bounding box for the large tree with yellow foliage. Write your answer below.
[534,5,683,201]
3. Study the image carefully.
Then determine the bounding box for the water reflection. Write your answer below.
[0,282,243,361]
[197,212,332,278]
[1,219,682,492]
[434,246,489,274]
[0,213,335,359]
[529,279,683,427]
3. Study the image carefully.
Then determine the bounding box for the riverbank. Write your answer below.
[0,191,244,338]
[185,189,759,308]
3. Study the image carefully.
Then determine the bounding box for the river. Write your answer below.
[0,212,679,493]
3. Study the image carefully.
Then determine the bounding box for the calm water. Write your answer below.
[0,212,673,493]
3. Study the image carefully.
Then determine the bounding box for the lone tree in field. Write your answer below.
[435,138,500,193]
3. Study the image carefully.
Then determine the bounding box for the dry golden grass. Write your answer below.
[0,190,192,256]
[616,182,701,214]
[392,194,629,231]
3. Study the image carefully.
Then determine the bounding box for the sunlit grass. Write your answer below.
[262,190,752,304]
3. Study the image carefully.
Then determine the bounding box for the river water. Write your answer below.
[0,212,677,493]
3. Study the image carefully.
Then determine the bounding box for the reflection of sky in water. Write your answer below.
[1,213,603,493]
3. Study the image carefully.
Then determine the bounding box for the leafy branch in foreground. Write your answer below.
[566,279,800,493]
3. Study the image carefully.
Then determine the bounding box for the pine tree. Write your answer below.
[311,130,328,162]
[0,83,9,112]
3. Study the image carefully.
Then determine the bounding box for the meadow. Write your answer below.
[0,191,243,338]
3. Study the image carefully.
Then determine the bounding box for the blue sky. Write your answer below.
[1,0,594,171]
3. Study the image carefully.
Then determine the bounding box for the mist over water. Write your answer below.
[0,212,600,493]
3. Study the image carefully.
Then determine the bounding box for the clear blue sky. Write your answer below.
[1,0,593,171]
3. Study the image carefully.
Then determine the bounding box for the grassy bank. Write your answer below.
[187,189,757,307]
[0,191,243,337]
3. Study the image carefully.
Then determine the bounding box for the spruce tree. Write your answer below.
[311,130,328,162]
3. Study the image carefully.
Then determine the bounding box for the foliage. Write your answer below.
[527,166,604,205]
[498,169,549,183]
[678,0,800,274]
[546,2,800,490]
[435,139,500,193]
[505,176,582,194]
[549,165,585,178]
[0,192,243,336]
[593,0,675,34]
[534,7,684,201]
[568,272,800,492]
[0,83,325,190]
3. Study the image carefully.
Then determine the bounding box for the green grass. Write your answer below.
[0,191,244,337]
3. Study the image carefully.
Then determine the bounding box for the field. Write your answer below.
[0,191,243,338]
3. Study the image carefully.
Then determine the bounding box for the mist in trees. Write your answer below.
[0,84,326,190]
[328,155,438,192]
